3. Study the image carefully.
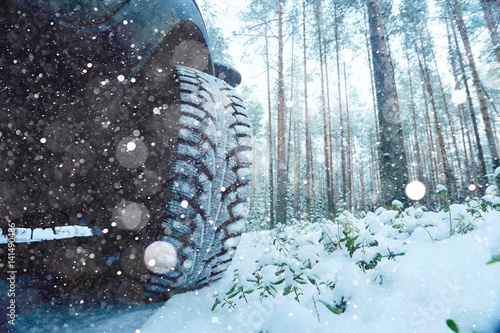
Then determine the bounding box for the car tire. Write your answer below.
[131,65,252,301]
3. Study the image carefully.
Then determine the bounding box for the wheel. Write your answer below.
[0,3,251,303]
[124,65,252,301]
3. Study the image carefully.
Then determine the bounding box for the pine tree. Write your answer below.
[276,0,288,225]
[452,0,500,170]
[479,0,500,64]
[367,0,409,207]
[303,0,316,219]
[314,0,335,219]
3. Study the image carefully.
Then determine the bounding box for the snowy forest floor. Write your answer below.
[7,197,500,333]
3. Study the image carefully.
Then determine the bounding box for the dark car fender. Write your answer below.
[17,0,215,76]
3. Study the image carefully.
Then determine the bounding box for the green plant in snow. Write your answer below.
[318,296,348,315]
[452,214,476,234]
[392,199,405,219]
[487,255,500,265]
[482,198,500,211]
[337,213,359,236]
[465,200,484,220]
[357,247,405,272]
[279,272,306,302]
[411,207,426,218]
[359,230,379,255]
[214,232,320,311]
[328,213,363,257]
[318,300,343,315]
[320,215,380,258]
[319,280,336,291]
[271,230,292,254]
[264,256,311,302]
[223,258,308,304]
[436,185,453,237]
[391,206,426,232]
[452,197,500,235]
[357,253,383,272]
[212,269,254,311]
[341,228,361,258]
[320,223,341,252]
[466,198,500,216]
[495,167,500,192]
[392,222,406,231]
[248,268,278,299]
[446,319,460,332]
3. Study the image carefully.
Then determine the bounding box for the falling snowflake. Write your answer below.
[126,141,136,151]
[116,137,149,169]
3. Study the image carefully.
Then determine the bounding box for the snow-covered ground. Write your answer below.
[7,197,500,333]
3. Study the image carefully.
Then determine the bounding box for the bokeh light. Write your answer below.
[405,181,426,201]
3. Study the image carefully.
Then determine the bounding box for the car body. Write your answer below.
[0,0,250,302]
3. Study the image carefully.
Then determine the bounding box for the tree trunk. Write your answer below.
[303,0,315,219]
[453,0,500,170]
[335,4,347,211]
[360,144,367,211]
[370,142,378,209]
[265,29,275,228]
[425,25,464,199]
[294,116,301,220]
[315,0,334,219]
[420,79,440,196]
[276,0,287,225]
[249,131,256,216]
[444,6,477,196]
[364,9,381,206]
[480,0,500,64]
[286,34,294,182]
[324,44,336,215]
[446,0,487,191]
[288,31,298,220]
[367,0,408,207]
[459,103,477,194]
[343,61,354,211]
[415,39,454,196]
[404,42,423,183]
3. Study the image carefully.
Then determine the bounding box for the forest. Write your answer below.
[202,0,500,229]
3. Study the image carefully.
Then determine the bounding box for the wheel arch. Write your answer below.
[11,0,215,76]
[157,18,215,76]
